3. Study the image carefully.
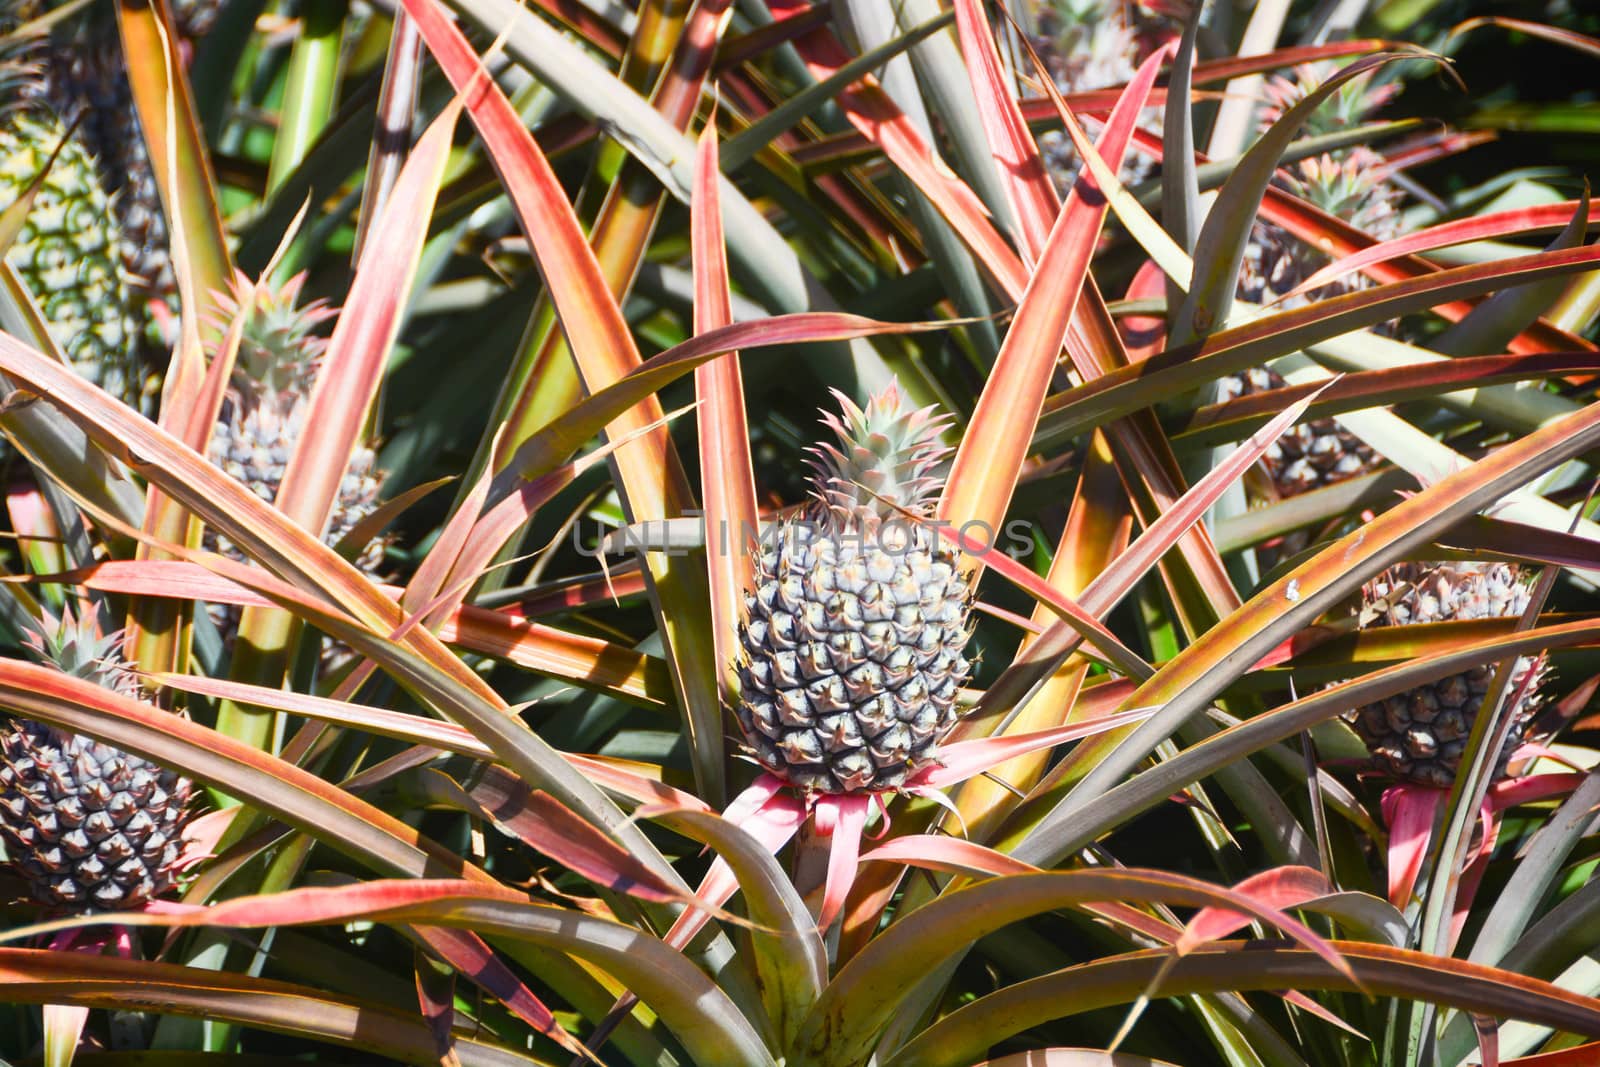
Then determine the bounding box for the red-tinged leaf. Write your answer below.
[0,949,516,1063]
[640,803,826,1046]
[1489,773,1588,811]
[152,671,496,760]
[75,560,674,708]
[855,837,1196,949]
[1448,16,1600,59]
[1122,260,1169,361]
[277,97,458,540]
[952,0,1056,261]
[1287,199,1600,305]
[973,380,1333,723]
[1559,673,1600,719]
[115,0,229,308]
[387,466,582,659]
[506,310,956,480]
[566,753,714,813]
[1040,245,1600,444]
[938,44,1172,542]
[0,660,505,893]
[402,447,496,625]
[1252,181,1593,355]
[401,0,683,505]
[815,793,870,931]
[892,940,1600,1067]
[952,436,1133,838]
[21,878,590,1059]
[913,706,1163,789]
[1180,352,1600,448]
[506,565,649,616]
[660,781,807,955]
[453,769,689,904]
[796,869,1357,1065]
[412,946,461,1067]
[692,117,758,700]
[1441,514,1600,572]
[403,0,735,805]
[930,521,1147,677]
[771,0,1027,294]
[441,601,672,708]
[1280,989,1368,1039]
[1174,52,1422,343]
[1179,866,1332,949]
[1475,1013,1501,1067]
[974,1051,1182,1067]
[1506,1041,1600,1066]
[1383,784,1444,908]
[860,834,1040,878]
[411,924,595,1059]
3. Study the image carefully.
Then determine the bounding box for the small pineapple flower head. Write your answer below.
[805,382,953,531]
[208,270,336,393]
[1260,62,1401,138]
[735,384,974,795]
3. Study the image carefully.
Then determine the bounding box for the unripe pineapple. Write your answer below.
[0,32,147,409]
[1343,561,1545,788]
[735,385,974,794]
[205,273,385,571]
[0,611,193,911]
[15,0,174,302]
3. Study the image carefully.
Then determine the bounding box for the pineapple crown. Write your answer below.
[805,383,952,527]
[18,604,137,698]
[0,22,48,119]
[1260,63,1400,140]
[208,271,336,392]
[1287,149,1402,236]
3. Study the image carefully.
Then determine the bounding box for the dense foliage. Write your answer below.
[0,0,1599,1064]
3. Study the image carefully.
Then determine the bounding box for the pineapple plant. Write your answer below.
[1225,65,1404,500]
[735,385,974,794]
[0,22,148,411]
[0,609,193,911]
[205,273,385,576]
[1343,560,1546,788]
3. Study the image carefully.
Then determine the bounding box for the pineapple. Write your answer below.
[16,0,174,303]
[1343,561,1545,788]
[1227,65,1404,499]
[0,27,147,409]
[1030,0,1172,190]
[205,273,385,572]
[0,610,193,911]
[734,385,974,794]
[1216,366,1379,498]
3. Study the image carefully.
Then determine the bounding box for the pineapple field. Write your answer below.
[3,0,1600,1063]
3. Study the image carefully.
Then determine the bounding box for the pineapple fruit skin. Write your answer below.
[1343,561,1543,788]
[0,612,194,912]
[738,523,971,793]
[734,386,974,795]
[0,722,191,911]
[0,106,146,408]
[13,0,174,302]
[1217,367,1379,496]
